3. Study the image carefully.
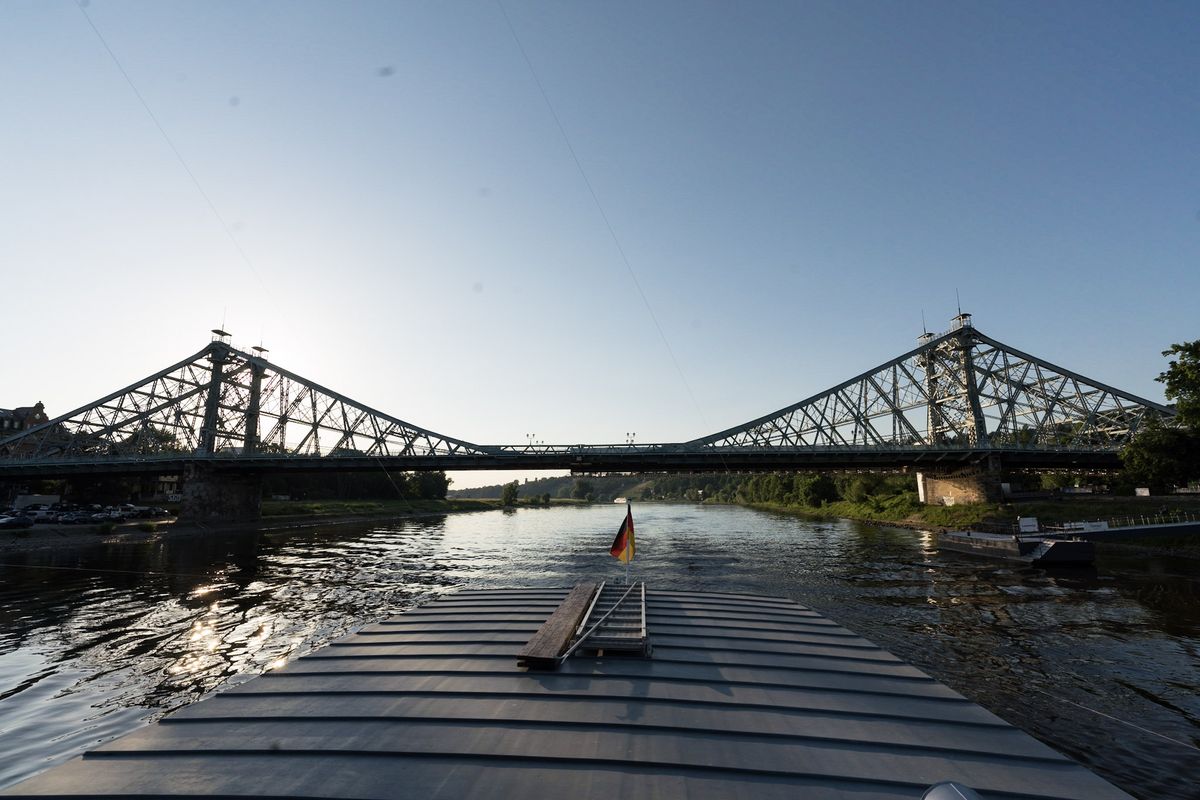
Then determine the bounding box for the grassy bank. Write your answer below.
[735,494,1200,532]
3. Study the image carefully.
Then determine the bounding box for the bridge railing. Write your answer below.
[0,441,1129,466]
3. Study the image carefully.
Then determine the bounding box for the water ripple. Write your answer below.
[1,504,1197,797]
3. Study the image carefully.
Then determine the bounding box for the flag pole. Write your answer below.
[609,502,635,585]
[626,502,632,585]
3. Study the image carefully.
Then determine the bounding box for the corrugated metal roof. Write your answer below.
[3,587,1131,800]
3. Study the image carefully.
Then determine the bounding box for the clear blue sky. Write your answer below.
[2,1,1197,487]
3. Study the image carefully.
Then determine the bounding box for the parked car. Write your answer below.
[0,515,35,529]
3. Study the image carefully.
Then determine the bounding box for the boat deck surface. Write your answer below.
[3,587,1130,800]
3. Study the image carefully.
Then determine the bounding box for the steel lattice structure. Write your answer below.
[0,339,489,466]
[688,314,1173,453]
[0,319,1176,477]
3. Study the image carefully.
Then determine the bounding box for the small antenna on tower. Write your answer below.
[955,289,962,316]
[921,310,928,335]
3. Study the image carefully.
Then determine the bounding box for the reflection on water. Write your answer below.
[1,504,1198,797]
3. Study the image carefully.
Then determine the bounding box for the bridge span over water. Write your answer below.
[0,315,1173,519]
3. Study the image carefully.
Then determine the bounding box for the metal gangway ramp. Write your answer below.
[567,581,650,659]
[515,581,650,670]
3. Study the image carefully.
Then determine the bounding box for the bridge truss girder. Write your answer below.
[0,323,1175,478]
[689,320,1174,455]
[0,341,490,465]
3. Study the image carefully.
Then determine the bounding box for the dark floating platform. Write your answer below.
[938,530,1096,565]
[3,587,1129,799]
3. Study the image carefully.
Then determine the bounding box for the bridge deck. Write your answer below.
[3,588,1130,800]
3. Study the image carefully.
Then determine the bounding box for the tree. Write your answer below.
[500,481,519,507]
[571,480,594,501]
[1120,339,1200,491]
[793,474,839,507]
[411,471,451,499]
[1122,418,1199,492]
[1159,340,1200,432]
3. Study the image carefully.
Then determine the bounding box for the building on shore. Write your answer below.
[0,402,48,436]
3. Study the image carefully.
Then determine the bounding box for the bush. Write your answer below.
[798,475,839,507]
[98,521,117,534]
[137,521,158,533]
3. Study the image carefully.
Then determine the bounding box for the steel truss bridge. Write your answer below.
[0,316,1175,481]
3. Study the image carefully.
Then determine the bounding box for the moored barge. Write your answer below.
[937,530,1095,565]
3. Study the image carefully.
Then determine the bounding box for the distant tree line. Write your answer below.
[452,474,647,502]
[262,470,451,501]
[637,471,918,509]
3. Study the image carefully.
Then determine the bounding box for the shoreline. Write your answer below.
[6,497,1198,558]
[734,499,1200,558]
[0,503,500,555]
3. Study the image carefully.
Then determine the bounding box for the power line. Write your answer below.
[494,1,720,448]
[1030,686,1200,754]
[73,1,265,294]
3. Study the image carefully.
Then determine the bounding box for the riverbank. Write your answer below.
[2,503,1196,799]
[0,498,501,554]
[738,494,1200,556]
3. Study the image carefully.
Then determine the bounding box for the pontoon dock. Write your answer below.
[2,587,1131,799]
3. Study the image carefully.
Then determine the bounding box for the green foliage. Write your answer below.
[260,470,451,501]
[410,471,452,500]
[918,503,1000,528]
[500,481,519,507]
[1116,339,1200,492]
[1158,340,1200,432]
[836,474,888,503]
[1040,472,1077,490]
[516,492,552,508]
[98,521,116,534]
[571,480,594,501]
[137,521,158,533]
[797,474,839,507]
[452,474,654,503]
[1121,418,1200,492]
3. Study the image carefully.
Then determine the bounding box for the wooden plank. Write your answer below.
[516,582,598,670]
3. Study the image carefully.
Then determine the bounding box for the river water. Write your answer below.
[1,504,1197,797]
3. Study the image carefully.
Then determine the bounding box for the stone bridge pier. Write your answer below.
[916,456,1004,506]
[178,464,262,523]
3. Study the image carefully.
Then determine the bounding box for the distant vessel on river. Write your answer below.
[937,530,1095,565]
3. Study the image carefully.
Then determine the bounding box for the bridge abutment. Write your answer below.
[916,458,1003,506]
[178,465,262,523]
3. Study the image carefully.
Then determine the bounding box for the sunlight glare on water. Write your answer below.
[1,504,1198,797]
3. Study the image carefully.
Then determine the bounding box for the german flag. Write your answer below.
[610,503,635,563]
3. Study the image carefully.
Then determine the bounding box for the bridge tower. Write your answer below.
[179,331,263,523]
[915,314,1000,505]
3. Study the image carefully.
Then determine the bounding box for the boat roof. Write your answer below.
[3,587,1130,800]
